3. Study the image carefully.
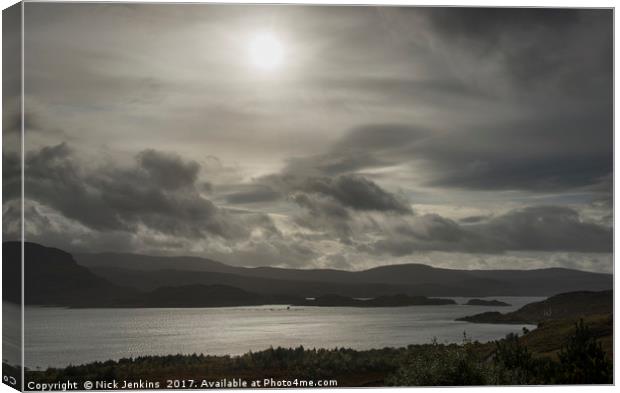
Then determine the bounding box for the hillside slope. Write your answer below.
[3,242,136,306]
[456,290,613,324]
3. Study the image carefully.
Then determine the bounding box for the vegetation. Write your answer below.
[457,290,612,324]
[22,315,612,388]
[387,317,612,386]
[385,337,487,386]
[555,319,612,383]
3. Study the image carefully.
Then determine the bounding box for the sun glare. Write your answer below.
[249,33,284,70]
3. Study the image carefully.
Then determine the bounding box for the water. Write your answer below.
[22,297,541,369]
[3,302,21,367]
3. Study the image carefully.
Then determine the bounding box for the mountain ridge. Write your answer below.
[3,242,613,306]
[74,249,612,297]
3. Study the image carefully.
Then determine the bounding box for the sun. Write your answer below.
[249,33,284,70]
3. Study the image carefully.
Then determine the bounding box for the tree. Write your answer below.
[556,319,612,384]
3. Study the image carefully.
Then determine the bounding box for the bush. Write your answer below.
[555,319,612,384]
[387,339,487,386]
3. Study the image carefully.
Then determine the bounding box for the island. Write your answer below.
[456,290,612,324]
[75,284,457,309]
[464,299,511,307]
[297,294,456,307]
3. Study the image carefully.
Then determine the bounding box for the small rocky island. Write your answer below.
[464,299,511,307]
[298,294,456,307]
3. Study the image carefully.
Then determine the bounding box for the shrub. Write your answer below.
[387,339,487,386]
[555,319,612,384]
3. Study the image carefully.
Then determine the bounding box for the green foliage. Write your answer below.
[489,332,558,385]
[386,336,487,386]
[490,320,612,385]
[492,333,536,384]
[389,320,612,386]
[555,319,612,384]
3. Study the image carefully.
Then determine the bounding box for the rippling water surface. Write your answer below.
[21,297,541,369]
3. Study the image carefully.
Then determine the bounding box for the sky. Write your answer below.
[3,4,613,272]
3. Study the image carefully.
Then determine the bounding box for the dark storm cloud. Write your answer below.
[290,192,354,243]
[459,215,489,224]
[298,117,611,193]
[419,115,612,191]
[291,192,350,219]
[278,8,612,193]
[331,124,430,153]
[224,184,281,204]
[257,171,412,214]
[253,172,412,243]
[474,206,612,253]
[300,175,412,214]
[368,205,612,256]
[2,151,21,201]
[424,8,612,92]
[284,150,386,177]
[20,143,250,239]
[280,125,429,177]
[137,149,200,190]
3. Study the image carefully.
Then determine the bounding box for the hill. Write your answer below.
[89,266,414,298]
[456,290,613,324]
[75,251,612,297]
[4,241,614,306]
[3,242,135,306]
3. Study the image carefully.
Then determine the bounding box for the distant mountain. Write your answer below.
[3,242,136,306]
[464,299,511,306]
[456,290,613,324]
[3,242,460,308]
[4,242,613,308]
[75,251,613,297]
[89,266,416,298]
[76,252,234,273]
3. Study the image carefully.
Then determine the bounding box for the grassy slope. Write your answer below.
[457,290,612,324]
[520,314,613,360]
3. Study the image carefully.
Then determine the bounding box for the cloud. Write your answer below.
[13,6,613,273]
[472,206,612,253]
[304,119,612,193]
[21,143,245,239]
[367,205,612,256]
[459,215,489,224]
[136,149,200,190]
[15,143,612,271]
[224,184,281,204]
[300,175,412,214]
[420,8,612,108]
